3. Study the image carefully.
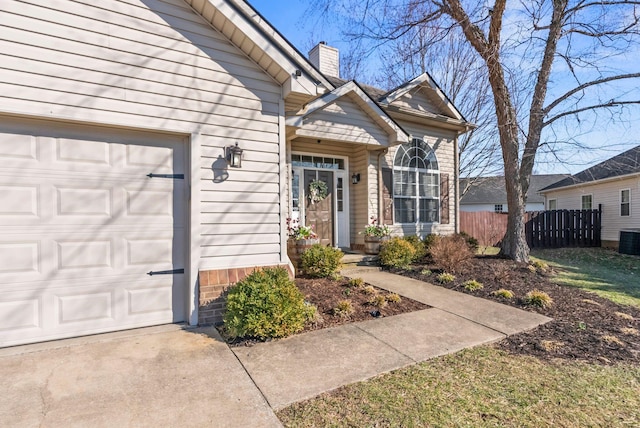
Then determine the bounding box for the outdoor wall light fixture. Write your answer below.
[351,173,361,184]
[226,142,243,168]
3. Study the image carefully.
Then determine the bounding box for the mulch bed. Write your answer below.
[220,276,428,347]
[392,256,640,365]
[295,276,429,330]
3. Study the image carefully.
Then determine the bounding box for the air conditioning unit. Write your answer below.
[619,229,640,256]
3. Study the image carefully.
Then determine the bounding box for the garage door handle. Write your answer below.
[147,268,185,276]
[147,173,184,179]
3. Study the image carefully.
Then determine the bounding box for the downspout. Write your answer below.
[377,148,388,223]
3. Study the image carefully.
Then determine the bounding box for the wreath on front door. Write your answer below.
[308,179,329,204]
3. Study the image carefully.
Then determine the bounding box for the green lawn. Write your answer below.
[278,347,640,427]
[531,247,640,308]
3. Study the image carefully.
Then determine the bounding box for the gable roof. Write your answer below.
[540,145,640,192]
[286,80,409,145]
[325,75,470,132]
[461,175,571,205]
[183,0,334,96]
[379,73,466,122]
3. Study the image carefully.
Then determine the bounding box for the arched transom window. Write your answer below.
[393,138,439,223]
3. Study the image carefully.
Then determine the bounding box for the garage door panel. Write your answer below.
[0,120,187,347]
[0,131,37,161]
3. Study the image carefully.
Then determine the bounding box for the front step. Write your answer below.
[341,253,380,267]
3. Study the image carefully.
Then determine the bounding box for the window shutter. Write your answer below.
[440,173,450,224]
[381,168,394,225]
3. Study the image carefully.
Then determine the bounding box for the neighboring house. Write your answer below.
[0,0,470,347]
[460,175,570,213]
[540,145,640,247]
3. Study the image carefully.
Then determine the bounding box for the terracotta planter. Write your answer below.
[364,236,388,255]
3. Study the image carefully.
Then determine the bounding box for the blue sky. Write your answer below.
[247,1,639,175]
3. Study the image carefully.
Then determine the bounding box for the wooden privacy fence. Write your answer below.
[460,211,509,247]
[526,206,602,248]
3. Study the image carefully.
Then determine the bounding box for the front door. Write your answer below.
[304,170,334,247]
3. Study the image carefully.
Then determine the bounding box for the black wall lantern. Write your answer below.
[227,142,243,168]
[351,173,361,184]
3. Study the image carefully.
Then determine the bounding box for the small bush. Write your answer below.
[379,237,416,269]
[224,267,310,339]
[523,289,553,308]
[369,294,388,309]
[362,285,376,295]
[463,280,484,291]
[334,300,355,318]
[493,289,514,299]
[300,244,344,278]
[429,235,474,273]
[305,302,324,326]
[386,293,402,304]
[531,260,549,272]
[459,231,479,252]
[437,272,456,283]
[403,235,427,261]
[348,277,365,288]
[423,234,440,252]
[420,268,432,276]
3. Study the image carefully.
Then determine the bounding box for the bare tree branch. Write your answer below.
[544,100,640,126]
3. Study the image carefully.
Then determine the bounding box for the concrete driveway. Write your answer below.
[0,325,281,428]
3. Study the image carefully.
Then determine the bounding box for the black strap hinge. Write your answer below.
[147,268,185,276]
[147,173,184,179]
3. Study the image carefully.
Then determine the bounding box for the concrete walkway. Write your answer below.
[233,266,551,410]
[0,325,282,428]
[1,268,551,425]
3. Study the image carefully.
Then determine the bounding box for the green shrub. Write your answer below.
[430,234,474,273]
[493,289,514,299]
[300,244,344,278]
[348,277,365,288]
[334,300,355,318]
[386,293,402,304]
[531,260,549,272]
[420,268,432,276]
[523,289,553,308]
[369,294,388,309]
[423,234,440,251]
[437,272,456,283]
[379,237,416,269]
[459,231,479,252]
[403,235,427,261]
[224,267,311,339]
[463,279,484,291]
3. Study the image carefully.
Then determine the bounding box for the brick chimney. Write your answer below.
[309,42,340,78]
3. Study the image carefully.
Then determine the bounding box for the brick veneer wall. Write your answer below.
[198,264,294,325]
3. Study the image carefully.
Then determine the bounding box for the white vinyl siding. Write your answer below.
[0,0,283,268]
[388,89,447,116]
[299,97,390,146]
[543,176,640,242]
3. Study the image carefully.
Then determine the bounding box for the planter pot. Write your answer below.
[294,238,320,255]
[364,236,388,255]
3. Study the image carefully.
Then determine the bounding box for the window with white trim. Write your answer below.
[548,199,557,210]
[393,138,439,223]
[581,194,592,210]
[621,189,630,216]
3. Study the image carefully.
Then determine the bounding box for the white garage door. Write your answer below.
[0,118,187,347]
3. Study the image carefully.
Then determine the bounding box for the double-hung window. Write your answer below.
[581,195,592,210]
[393,138,439,223]
[621,189,630,216]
